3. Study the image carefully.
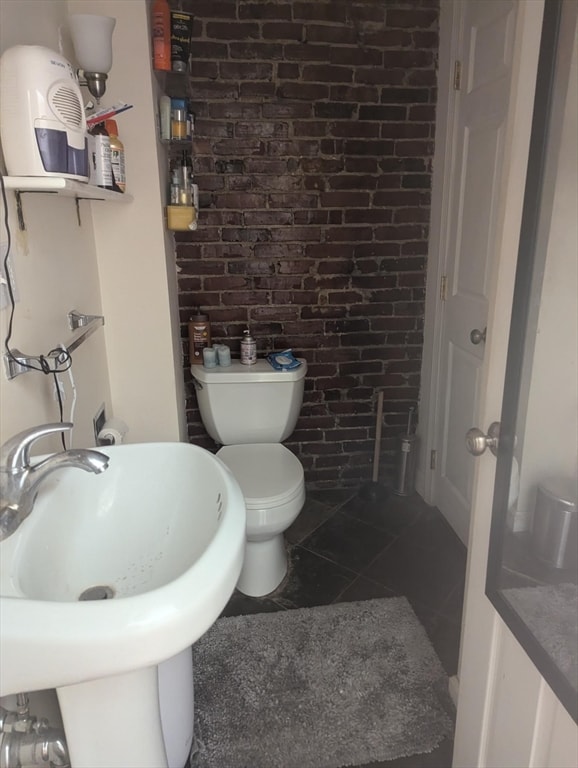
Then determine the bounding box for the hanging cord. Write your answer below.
[1,171,74,446]
[52,371,67,450]
[55,343,78,450]
[1,173,73,375]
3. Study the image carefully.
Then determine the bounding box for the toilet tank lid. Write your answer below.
[191,358,307,384]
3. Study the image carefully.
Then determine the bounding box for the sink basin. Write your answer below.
[0,442,246,697]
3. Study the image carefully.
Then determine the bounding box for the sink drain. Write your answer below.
[79,585,115,601]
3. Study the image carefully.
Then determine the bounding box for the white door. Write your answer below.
[454,1,578,764]
[429,0,519,545]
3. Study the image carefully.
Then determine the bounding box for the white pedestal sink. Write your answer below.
[0,442,246,768]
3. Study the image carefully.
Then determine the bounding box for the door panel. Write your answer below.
[456,125,501,300]
[548,702,578,768]
[468,5,515,93]
[441,343,479,521]
[485,626,544,767]
[434,0,516,544]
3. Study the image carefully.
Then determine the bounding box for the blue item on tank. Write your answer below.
[266,349,302,371]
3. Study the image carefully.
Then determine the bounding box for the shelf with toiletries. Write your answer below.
[2,108,132,223]
[151,0,197,232]
[165,148,198,232]
[158,93,197,231]
[157,101,198,231]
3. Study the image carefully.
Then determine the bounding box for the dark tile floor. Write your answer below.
[220,487,467,768]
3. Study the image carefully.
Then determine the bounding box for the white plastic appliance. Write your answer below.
[0,45,88,181]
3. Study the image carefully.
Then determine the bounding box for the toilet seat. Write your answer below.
[216,444,304,509]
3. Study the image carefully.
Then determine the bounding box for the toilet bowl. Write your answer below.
[218,443,305,596]
[190,358,308,598]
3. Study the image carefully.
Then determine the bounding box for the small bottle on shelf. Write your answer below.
[88,122,114,191]
[152,0,171,71]
[179,152,194,205]
[171,98,187,140]
[186,108,195,141]
[170,169,181,205]
[159,94,171,141]
[105,120,126,193]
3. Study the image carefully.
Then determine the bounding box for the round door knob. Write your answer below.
[470,327,487,345]
[465,422,500,456]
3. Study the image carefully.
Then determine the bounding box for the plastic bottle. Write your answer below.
[88,122,113,190]
[152,0,171,71]
[170,11,193,73]
[171,98,187,140]
[188,311,212,365]
[170,169,181,205]
[159,93,172,141]
[186,108,195,141]
[240,329,257,365]
[105,120,126,193]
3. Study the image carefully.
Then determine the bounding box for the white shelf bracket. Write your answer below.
[15,191,26,231]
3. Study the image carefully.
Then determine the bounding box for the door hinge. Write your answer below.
[430,449,437,470]
[453,60,462,91]
[440,275,448,302]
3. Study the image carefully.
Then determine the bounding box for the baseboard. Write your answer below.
[448,674,459,706]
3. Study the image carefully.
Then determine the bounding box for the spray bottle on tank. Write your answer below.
[240,329,257,365]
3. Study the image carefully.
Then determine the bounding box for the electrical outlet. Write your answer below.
[93,404,106,444]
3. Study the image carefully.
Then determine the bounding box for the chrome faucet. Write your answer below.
[0,423,109,541]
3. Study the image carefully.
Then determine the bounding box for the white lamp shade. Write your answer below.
[69,14,116,74]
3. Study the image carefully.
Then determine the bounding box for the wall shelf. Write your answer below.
[2,176,133,203]
[2,176,133,230]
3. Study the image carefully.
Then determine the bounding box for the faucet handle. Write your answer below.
[0,423,73,473]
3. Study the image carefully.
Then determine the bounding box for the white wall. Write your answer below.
[0,0,185,451]
[0,0,110,451]
[66,0,186,444]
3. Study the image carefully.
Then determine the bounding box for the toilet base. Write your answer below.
[236,534,287,597]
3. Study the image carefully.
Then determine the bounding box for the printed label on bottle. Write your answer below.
[152,8,170,70]
[88,135,112,188]
[110,149,126,190]
[190,322,211,363]
[241,339,257,365]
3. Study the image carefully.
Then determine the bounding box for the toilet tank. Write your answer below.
[191,359,307,445]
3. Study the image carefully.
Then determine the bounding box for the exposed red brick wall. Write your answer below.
[177,0,439,489]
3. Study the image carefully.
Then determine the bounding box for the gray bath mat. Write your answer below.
[192,597,453,768]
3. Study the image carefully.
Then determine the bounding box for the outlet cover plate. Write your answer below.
[93,404,106,445]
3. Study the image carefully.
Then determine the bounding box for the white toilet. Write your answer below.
[191,358,307,597]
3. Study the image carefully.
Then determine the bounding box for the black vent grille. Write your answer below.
[49,85,83,129]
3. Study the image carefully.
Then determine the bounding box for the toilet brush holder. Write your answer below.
[392,407,417,497]
[393,433,417,496]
